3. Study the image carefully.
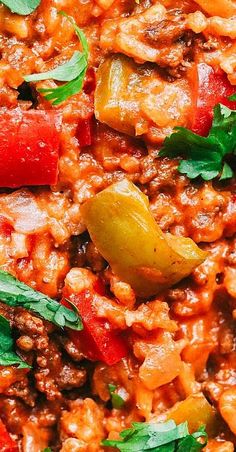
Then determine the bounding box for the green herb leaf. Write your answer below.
[24,12,89,105]
[160,104,236,180]
[102,420,207,452]
[42,449,52,452]
[1,0,40,15]
[177,426,208,452]
[0,271,83,331]
[25,51,86,83]
[229,94,236,101]
[219,162,234,180]
[0,315,30,368]
[108,384,125,409]
[38,68,86,105]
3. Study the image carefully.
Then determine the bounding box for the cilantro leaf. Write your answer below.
[160,104,236,180]
[177,426,208,452]
[1,0,40,15]
[38,68,86,105]
[24,12,88,105]
[25,51,86,83]
[108,384,125,409]
[102,420,207,452]
[0,315,30,368]
[219,162,234,180]
[0,270,83,331]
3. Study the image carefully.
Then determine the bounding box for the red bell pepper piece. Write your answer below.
[64,290,128,365]
[0,109,62,188]
[191,63,236,136]
[76,118,93,147]
[0,419,19,452]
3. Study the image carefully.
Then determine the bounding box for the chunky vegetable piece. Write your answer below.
[0,419,19,452]
[0,315,30,369]
[163,393,218,436]
[0,271,82,330]
[25,13,89,105]
[160,103,236,180]
[66,291,128,365]
[95,55,191,140]
[191,63,236,136]
[95,55,138,135]
[1,0,40,15]
[102,419,207,451]
[0,109,61,188]
[81,179,206,297]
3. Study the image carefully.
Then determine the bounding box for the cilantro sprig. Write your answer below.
[102,420,207,451]
[160,103,236,181]
[1,0,40,15]
[0,271,82,330]
[0,314,30,368]
[108,384,125,409]
[25,12,88,105]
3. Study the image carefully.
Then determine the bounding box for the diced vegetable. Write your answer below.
[66,291,128,365]
[95,55,138,135]
[164,393,218,436]
[95,55,192,140]
[135,332,182,390]
[0,190,47,235]
[0,419,19,452]
[190,63,236,136]
[81,179,207,297]
[0,109,61,188]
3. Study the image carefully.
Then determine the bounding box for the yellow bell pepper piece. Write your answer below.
[164,393,218,436]
[95,55,147,136]
[81,179,207,297]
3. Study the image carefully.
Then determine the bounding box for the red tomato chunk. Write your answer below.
[191,63,236,136]
[0,109,62,188]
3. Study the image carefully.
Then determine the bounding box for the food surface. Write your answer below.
[0,0,236,450]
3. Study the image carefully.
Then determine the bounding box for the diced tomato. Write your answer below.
[190,63,236,136]
[76,118,93,147]
[63,290,128,366]
[0,109,62,188]
[0,419,19,452]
